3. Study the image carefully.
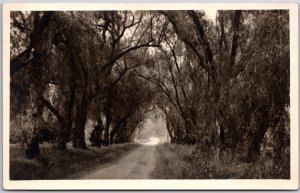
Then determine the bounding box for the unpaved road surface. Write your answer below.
[80,140,158,179]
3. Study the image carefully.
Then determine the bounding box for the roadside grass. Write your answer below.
[151,143,289,179]
[10,143,140,180]
[150,144,186,179]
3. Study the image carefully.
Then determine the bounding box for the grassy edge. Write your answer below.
[10,143,141,180]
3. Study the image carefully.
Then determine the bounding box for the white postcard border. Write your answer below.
[2,3,298,190]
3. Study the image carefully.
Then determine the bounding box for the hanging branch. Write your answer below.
[230,10,242,68]
[188,10,214,65]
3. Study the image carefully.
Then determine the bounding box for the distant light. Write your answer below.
[204,9,217,23]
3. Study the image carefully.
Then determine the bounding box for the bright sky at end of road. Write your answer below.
[142,137,160,146]
[204,9,218,22]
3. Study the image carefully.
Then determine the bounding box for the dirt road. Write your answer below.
[80,138,159,179]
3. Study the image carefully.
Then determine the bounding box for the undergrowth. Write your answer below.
[151,143,289,179]
[10,143,140,180]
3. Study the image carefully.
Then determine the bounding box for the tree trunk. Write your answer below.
[109,128,117,145]
[220,123,225,147]
[56,125,67,150]
[110,120,122,145]
[90,124,103,147]
[219,122,226,159]
[65,67,76,144]
[24,12,55,158]
[126,124,138,143]
[165,117,176,143]
[94,117,105,146]
[185,118,198,146]
[26,87,44,158]
[210,120,220,163]
[72,97,88,149]
[247,117,269,162]
[103,111,112,146]
[116,121,126,144]
[120,121,127,143]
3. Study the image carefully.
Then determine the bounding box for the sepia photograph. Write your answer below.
[2,3,298,190]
